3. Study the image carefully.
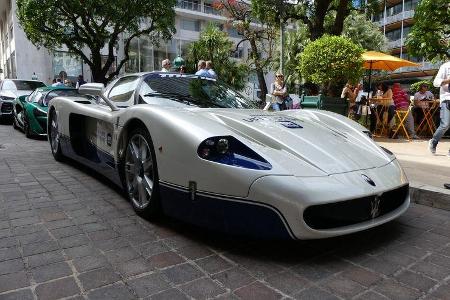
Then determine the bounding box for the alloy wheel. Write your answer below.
[50,111,59,153]
[125,134,154,209]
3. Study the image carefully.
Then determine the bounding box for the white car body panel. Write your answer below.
[47,72,409,240]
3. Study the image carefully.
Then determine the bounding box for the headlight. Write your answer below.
[197,136,272,170]
[33,108,46,117]
[0,96,14,101]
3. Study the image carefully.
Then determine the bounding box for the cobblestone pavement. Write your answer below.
[0,123,449,300]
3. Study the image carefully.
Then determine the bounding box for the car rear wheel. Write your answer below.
[48,110,64,161]
[123,128,161,218]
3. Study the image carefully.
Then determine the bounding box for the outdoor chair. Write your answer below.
[391,105,413,140]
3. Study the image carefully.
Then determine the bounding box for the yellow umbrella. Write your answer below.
[362,51,421,92]
[362,51,420,71]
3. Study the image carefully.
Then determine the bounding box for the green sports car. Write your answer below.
[13,86,79,138]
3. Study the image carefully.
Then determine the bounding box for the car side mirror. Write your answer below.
[78,83,118,111]
[78,83,105,97]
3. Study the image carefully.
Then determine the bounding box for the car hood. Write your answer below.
[196,109,393,175]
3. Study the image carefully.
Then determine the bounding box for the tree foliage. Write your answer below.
[213,0,277,101]
[186,23,249,91]
[299,35,363,95]
[16,0,176,83]
[406,0,450,62]
[342,12,387,51]
[252,0,377,40]
[410,80,438,95]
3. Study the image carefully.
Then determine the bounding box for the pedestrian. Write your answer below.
[428,61,450,156]
[75,74,86,88]
[270,72,288,111]
[52,78,64,87]
[195,60,208,77]
[64,79,72,87]
[205,61,217,79]
[179,65,186,74]
[31,72,38,80]
[413,83,434,127]
[161,59,171,72]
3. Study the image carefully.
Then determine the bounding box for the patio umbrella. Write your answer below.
[362,51,421,93]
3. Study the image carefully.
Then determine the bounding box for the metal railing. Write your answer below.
[176,0,223,16]
[375,10,414,26]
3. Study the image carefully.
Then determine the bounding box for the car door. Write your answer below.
[68,76,140,175]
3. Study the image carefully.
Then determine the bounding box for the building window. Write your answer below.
[181,18,200,32]
[177,0,200,12]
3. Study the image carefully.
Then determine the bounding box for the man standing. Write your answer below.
[75,75,86,88]
[52,78,64,87]
[429,61,450,155]
[195,60,209,77]
[205,61,217,79]
[161,59,171,72]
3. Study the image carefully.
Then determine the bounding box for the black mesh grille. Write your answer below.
[1,102,12,113]
[303,184,409,230]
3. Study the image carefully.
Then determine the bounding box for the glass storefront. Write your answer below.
[125,37,194,73]
[52,51,83,80]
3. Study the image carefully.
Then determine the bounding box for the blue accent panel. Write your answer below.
[159,183,293,240]
[59,135,122,187]
[198,136,272,170]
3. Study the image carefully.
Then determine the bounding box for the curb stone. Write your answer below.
[410,181,450,211]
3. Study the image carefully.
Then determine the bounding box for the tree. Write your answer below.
[272,22,310,90]
[342,12,388,51]
[186,23,249,91]
[406,0,450,62]
[213,0,277,101]
[16,0,176,83]
[252,0,377,41]
[299,35,363,95]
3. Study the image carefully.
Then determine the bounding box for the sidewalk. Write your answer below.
[376,138,450,210]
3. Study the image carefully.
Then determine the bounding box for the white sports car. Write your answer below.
[47,72,409,240]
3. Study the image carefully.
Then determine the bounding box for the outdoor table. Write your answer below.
[416,100,440,137]
[369,98,392,137]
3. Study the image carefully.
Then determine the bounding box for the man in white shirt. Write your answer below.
[161,59,171,72]
[52,78,64,87]
[429,61,450,155]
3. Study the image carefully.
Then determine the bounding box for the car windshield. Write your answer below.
[43,89,86,106]
[140,75,258,109]
[8,80,46,91]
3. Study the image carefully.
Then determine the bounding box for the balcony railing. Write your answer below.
[176,0,223,16]
[388,38,404,49]
[375,10,414,26]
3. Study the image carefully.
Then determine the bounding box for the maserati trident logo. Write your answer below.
[370,195,382,219]
[361,174,376,186]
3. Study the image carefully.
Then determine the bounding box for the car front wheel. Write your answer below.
[48,109,64,161]
[123,127,161,218]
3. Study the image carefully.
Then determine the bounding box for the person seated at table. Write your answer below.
[413,83,434,126]
[370,83,395,136]
[392,83,418,139]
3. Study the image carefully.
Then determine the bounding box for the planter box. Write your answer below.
[300,94,349,116]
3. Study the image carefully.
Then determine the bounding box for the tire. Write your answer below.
[24,115,33,138]
[122,127,161,218]
[48,109,64,161]
[12,114,19,130]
